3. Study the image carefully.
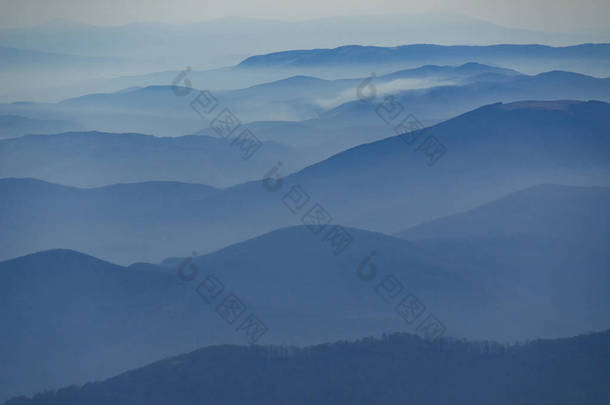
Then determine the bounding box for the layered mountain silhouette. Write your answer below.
[4,17,609,65]
[4,20,610,100]
[0,131,301,187]
[0,46,108,72]
[398,183,610,242]
[3,14,610,405]
[0,177,229,262]
[0,249,200,402]
[0,45,151,103]
[2,180,609,401]
[0,114,80,139]
[397,184,610,339]
[5,330,610,405]
[239,43,610,76]
[1,62,510,135]
[1,100,609,263]
[217,63,522,119]
[0,225,472,401]
[321,70,610,124]
[2,64,609,136]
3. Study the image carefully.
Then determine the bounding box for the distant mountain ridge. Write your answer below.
[321,69,610,125]
[393,183,610,343]
[380,61,521,80]
[398,183,610,242]
[3,64,609,138]
[0,114,80,139]
[239,43,610,71]
[2,179,610,401]
[1,100,609,263]
[0,131,303,188]
[3,15,610,405]
[0,46,110,71]
[0,224,475,402]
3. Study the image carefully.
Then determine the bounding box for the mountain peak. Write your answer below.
[0,248,111,268]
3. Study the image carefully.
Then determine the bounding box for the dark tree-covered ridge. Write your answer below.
[7,330,610,405]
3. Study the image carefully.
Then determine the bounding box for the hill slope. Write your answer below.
[398,184,610,242]
[7,330,610,405]
[395,184,610,339]
[321,70,610,125]
[0,131,301,187]
[0,226,475,401]
[2,206,610,401]
[0,249,201,402]
[1,101,609,263]
[0,115,80,139]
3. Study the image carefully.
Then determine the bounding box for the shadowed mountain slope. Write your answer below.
[6,330,610,405]
[0,131,301,187]
[1,101,609,263]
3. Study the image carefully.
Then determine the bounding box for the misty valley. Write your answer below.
[0,7,609,405]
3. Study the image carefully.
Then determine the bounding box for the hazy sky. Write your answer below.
[0,0,609,32]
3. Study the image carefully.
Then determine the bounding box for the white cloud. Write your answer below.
[315,78,456,110]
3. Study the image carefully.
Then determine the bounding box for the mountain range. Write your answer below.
[3,10,610,405]
[3,16,609,67]
[2,180,610,401]
[0,131,302,187]
[2,63,610,143]
[321,70,610,124]
[1,100,609,263]
[0,114,80,139]
[238,43,610,76]
[3,40,610,103]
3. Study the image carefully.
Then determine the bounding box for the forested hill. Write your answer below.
[7,330,610,405]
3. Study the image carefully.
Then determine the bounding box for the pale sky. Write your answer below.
[0,0,609,32]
